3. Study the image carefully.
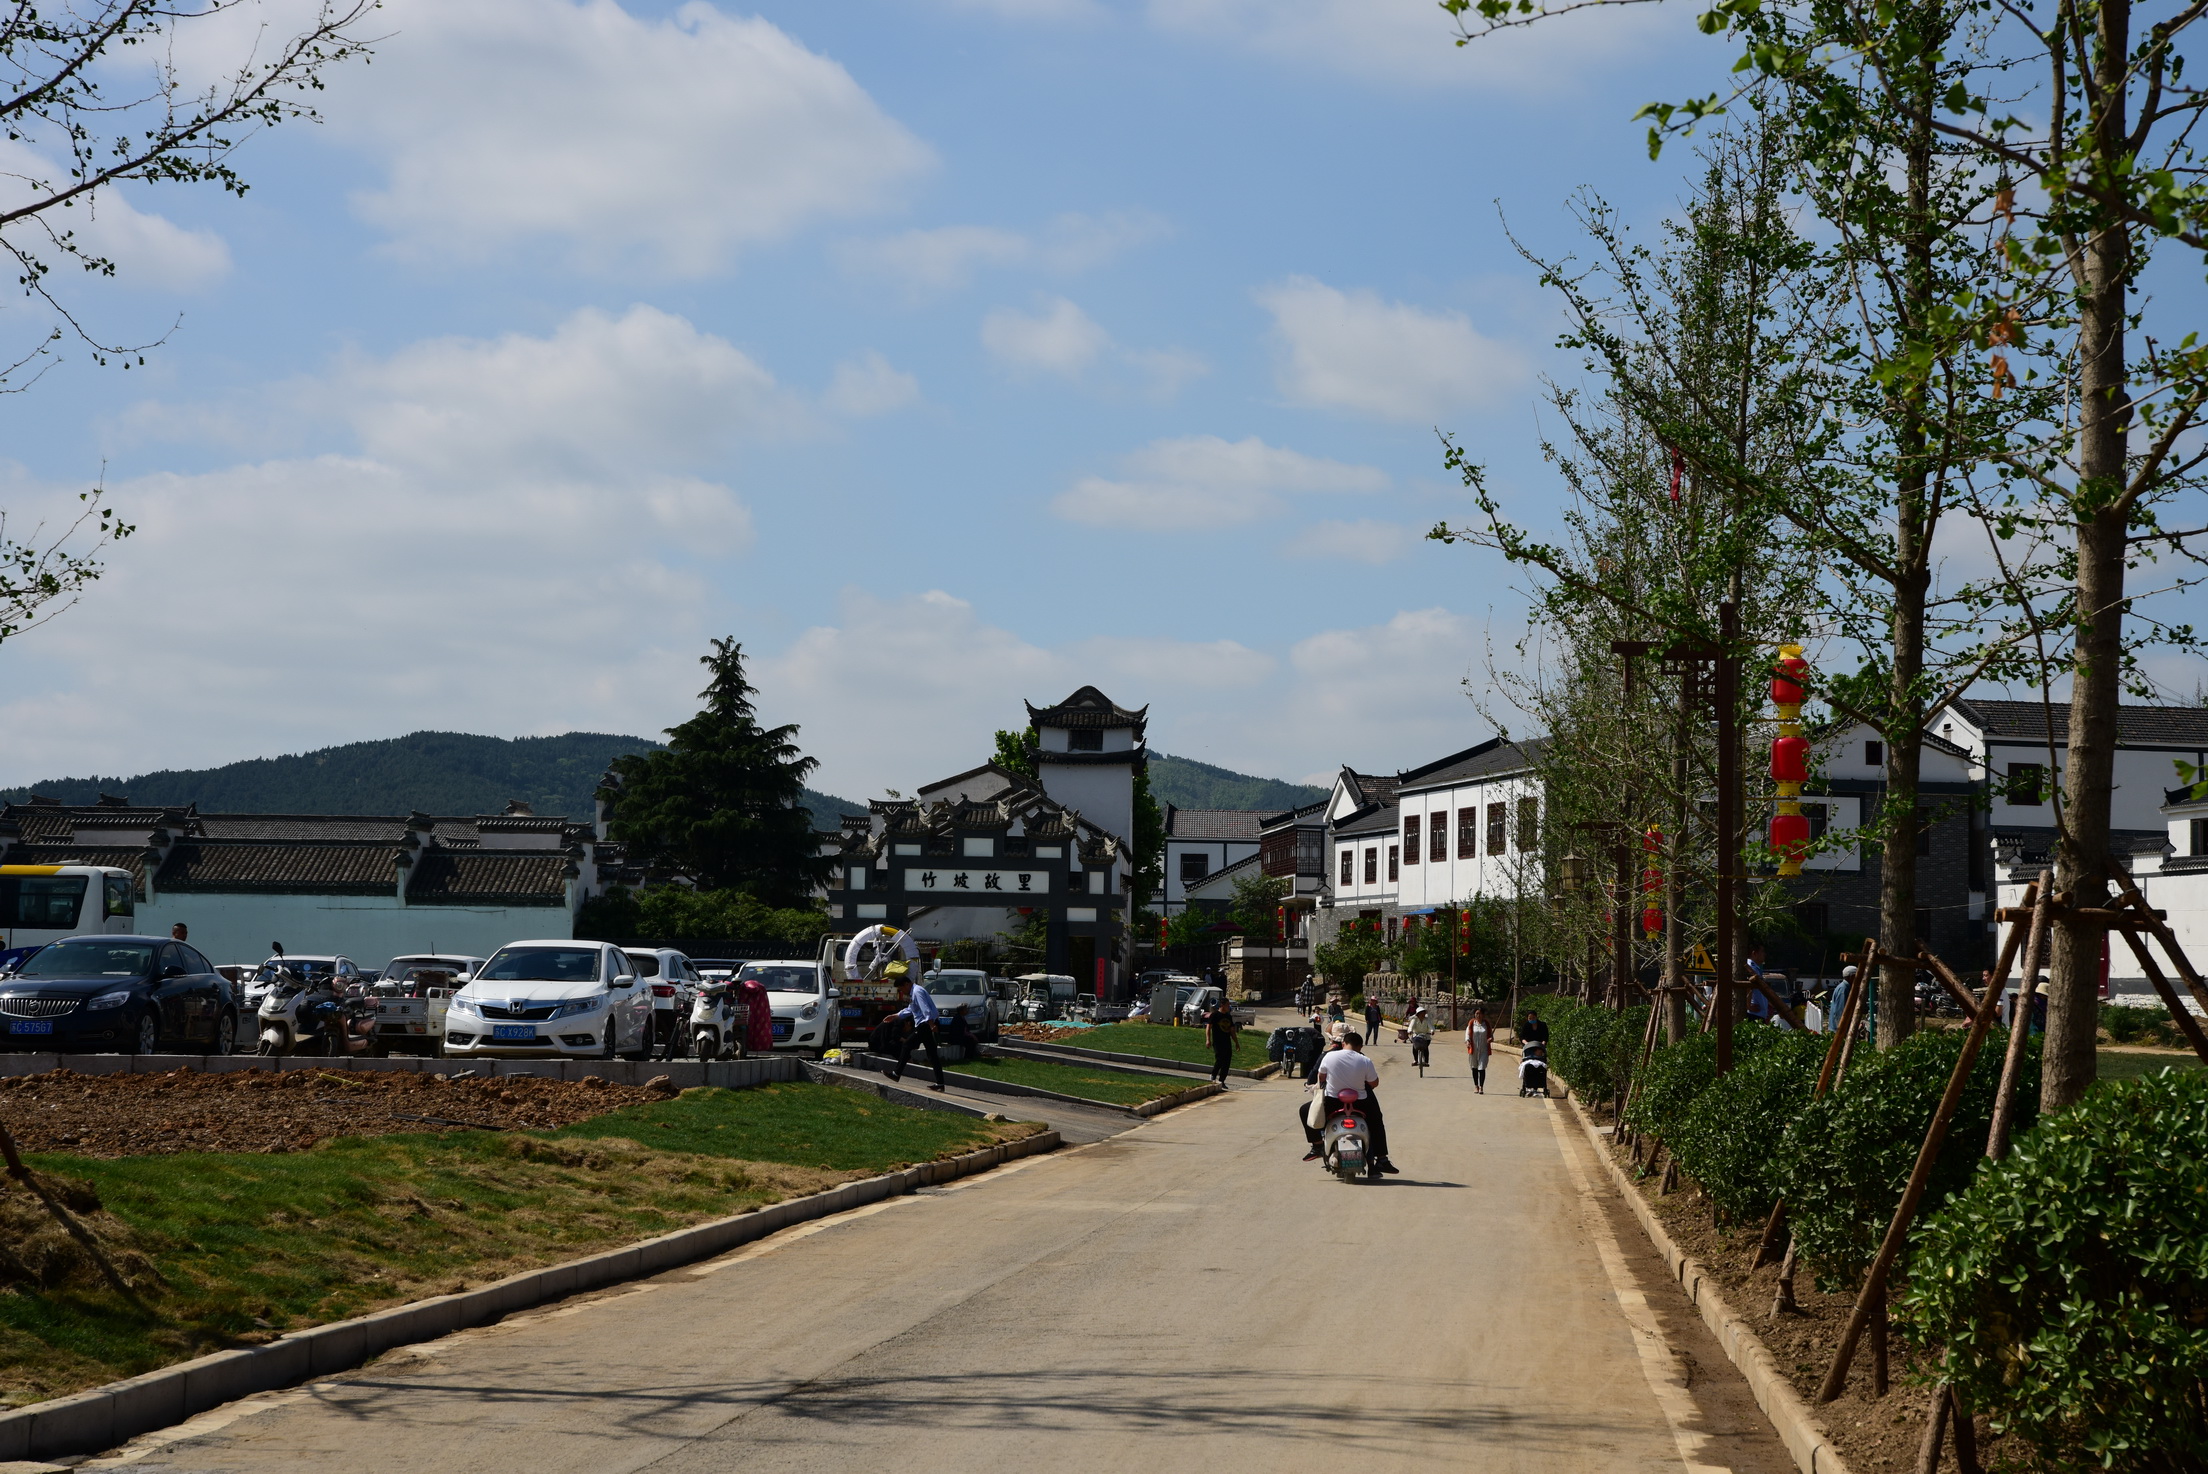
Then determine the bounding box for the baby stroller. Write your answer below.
[1517,1043,1550,1098]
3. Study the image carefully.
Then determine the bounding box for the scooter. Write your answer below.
[257,969,379,1056]
[1320,1089,1381,1184]
[689,979,748,1062]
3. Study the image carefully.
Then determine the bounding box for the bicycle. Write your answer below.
[1410,1034,1430,1076]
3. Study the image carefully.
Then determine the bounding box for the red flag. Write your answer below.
[1668,445,1684,504]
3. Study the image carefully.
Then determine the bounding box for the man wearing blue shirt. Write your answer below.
[886,971,947,1091]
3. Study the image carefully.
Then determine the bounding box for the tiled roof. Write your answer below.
[0,844,149,882]
[1260,801,1326,831]
[197,814,411,842]
[476,815,574,833]
[406,850,571,905]
[1956,699,2208,747]
[1333,800,1401,838]
[1025,685,1148,732]
[1341,770,1400,809]
[1164,808,1267,841]
[157,840,400,896]
[1397,738,1544,793]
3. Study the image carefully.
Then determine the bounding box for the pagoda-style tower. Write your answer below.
[1026,686,1146,851]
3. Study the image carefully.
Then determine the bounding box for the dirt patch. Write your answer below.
[999,1023,1083,1043]
[0,1067,663,1157]
[1595,1107,2017,1473]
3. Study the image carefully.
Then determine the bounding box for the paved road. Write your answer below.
[81,1040,1796,1474]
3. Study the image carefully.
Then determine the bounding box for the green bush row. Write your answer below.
[1905,1068,2208,1473]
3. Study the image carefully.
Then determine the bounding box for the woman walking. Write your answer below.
[1466,1006,1493,1094]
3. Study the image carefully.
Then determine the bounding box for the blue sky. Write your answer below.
[0,0,1782,801]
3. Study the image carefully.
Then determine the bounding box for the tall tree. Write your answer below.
[600,640,833,907]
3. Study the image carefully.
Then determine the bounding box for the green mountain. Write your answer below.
[1,731,867,826]
[1147,753,1327,814]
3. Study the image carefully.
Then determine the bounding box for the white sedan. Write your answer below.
[441,940,655,1060]
[734,959,841,1056]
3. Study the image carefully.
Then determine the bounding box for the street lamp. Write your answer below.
[1560,852,1588,893]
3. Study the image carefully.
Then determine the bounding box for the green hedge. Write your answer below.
[1778,1026,2034,1288]
[1904,1068,2208,1472]
[1666,1027,1829,1222]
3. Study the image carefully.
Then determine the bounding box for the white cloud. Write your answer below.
[982,296,1112,375]
[840,211,1169,296]
[1282,518,1418,564]
[1146,0,1678,88]
[825,351,921,417]
[0,307,775,782]
[1257,275,1527,422]
[1054,434,1385,529]
[0,142,228,291]
[753,590,1493,800]
[308,0,934,274]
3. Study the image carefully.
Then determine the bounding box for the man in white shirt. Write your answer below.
[1302,1032,1397,1174]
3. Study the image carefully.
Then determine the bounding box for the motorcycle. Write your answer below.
[1320,1089,1381,1184]
[689,979,748,1062]
[257,968,379,1057]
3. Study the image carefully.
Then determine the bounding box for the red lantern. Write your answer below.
[1641,905,1662,937]
[1770,654,1808,706]
[1770,734,1810,784]
[1770,811,1811,862]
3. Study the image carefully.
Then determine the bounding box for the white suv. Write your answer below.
[624,948,697,1056]
[442,940,653,1060]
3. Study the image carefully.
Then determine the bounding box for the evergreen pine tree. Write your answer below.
[599,639,831,906]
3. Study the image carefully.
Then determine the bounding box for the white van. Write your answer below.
[0,865,137,950]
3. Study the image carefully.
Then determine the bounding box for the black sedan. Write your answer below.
[0,935,238,1054]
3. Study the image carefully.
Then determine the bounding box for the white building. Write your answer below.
[1161,807,1265,915]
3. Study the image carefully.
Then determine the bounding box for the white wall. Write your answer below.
[138,893,571,970]
[1394,774,1544,909]
[1039,763,1134,850]
[1163,837,1260,911]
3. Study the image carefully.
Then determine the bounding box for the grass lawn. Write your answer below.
[0,1083,1036,1408]
[946,1053,1192,1107]
[1067,1021,1271,1070]
[2097,1048,2208,1085]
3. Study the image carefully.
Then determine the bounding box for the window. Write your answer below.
[1430,813,1448,863]
[847,865,868,891]
[1180,852,1211,884]
[1388,845,1399,882]
[1458,807,1478,858]
[182,945,215,975]
[1794,902,1829,936]
[1364,848,1378,885]
[1917,805,1933,857]
[1803,803,1829,842]
[1068,727,1103,752]
[1341,848,1355,885]
[0,873,87,929]
[2007,761,2044,805]
[1914,908,1935,946]
[1865,740,1884,767]
[1517,797,1540,851]
[1487,802,1506,855]
[103,872,133,919]
[1296,829,1322,875]
[2195,817,2208,857]
[1403,814,1421,864]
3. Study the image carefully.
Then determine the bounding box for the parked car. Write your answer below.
[441,940,655,1060]
[0,934,238,1054]
[1012,973,1077,1022]
[369,953,484,1056]
[1179,985,1255,1029]
[624,948,699,1053]
[734,959,842,1056]
[925,968,1003,1041]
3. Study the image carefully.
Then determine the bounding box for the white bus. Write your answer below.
[0,865,137,950]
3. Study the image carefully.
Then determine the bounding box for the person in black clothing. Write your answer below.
[1517,1009,1549,1049]
[1202,997,1236,1084]
[1293,1027,1323,1080]
[1362,998,1383,1045]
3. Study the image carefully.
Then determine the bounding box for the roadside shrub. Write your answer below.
[1665,1028,1827,1221]
[1523,995,1649,1103]
[1623,1030,1719,1143]
[2103,1001,2153,1044]
[1904,1068,2208,1473]
[1778,1025,2035,1289]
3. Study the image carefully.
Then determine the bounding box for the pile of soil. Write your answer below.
[999,1023,1083,1043]
[1590,1106,2017,1473]
[0,1068,663,1158]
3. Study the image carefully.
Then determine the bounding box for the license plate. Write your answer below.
[771,1020,792,1039]
[8,1019,53,1035]
[491,1024,539,1041]
[841,1006,861,1018]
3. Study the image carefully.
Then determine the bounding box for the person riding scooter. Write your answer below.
[1405,1006,1434,1069]
[1300,1031,1398,1174]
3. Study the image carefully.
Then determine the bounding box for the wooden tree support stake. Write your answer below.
[0,1121,147,1311]
[1984,876,2049,1163]
[1818,926,2015,1403]
[2107,860,2208,1016]
[1913,1383,1952,1474]
[1770,1239,1801,1317]
[2115,926,2208,1066]
[1755,950,1873,1270]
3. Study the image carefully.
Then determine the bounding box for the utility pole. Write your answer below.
[1714,600,1741,1074]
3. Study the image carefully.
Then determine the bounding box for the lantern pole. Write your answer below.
[1715,600,1740,1075]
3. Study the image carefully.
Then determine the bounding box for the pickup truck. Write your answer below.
[1178,985,1256,1030]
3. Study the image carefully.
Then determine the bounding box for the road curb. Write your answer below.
[996,1038,1279,1080]
[840,1052,1221,1117]
[0,1130,1062,1463]
[1560,1092,1853,1474]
